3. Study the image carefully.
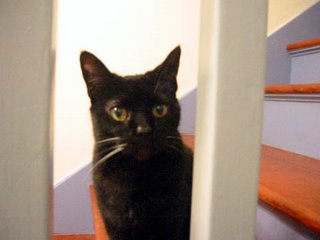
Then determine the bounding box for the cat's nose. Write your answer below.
[135,113,152,134]
[136,125,151,134]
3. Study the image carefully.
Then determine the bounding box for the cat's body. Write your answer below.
[80,47,193,240]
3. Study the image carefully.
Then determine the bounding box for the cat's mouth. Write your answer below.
[135,146,152,161]
[126,137,160,161]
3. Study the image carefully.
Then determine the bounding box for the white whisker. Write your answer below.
[98,143,127,154]
[96,137,121,144]
[168,145,182,153]
[90,144,126,173]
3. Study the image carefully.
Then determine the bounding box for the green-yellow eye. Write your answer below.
[110,107,128,122]
[152,104,168,118]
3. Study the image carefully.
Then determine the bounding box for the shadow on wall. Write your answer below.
[179,89,197,135]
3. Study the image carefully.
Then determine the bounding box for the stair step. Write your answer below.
[265,83,320,94]
[286,38,320,84]
[259,145,320,233]
[287,38,320,52]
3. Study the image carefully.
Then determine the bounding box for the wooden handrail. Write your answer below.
[287,38,320,51]
[265,83,320,94]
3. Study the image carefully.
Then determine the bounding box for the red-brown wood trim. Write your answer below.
[89,185,109,240]
[181,134,195,149]
[53,235,95,240]
[265,83,320,94]
[287,38,320,51]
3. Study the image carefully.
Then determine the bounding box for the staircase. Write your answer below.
[263,37,320,160]
[287,38,320,85]
[258,38,320,239]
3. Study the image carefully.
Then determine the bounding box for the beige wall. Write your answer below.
[267,0,318,34]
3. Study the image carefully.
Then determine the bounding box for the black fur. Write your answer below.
[80,47,193,240]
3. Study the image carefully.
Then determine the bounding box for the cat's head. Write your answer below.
[80,47,182,161]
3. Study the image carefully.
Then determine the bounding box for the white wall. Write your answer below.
[54,0,200,184]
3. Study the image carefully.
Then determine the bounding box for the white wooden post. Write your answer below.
[191,0,267,239]
[0,0,54,239]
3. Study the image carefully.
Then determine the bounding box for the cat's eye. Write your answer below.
[110,107,128,122]
[152,104,168,118]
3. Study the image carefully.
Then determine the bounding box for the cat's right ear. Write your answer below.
[80,51,110,99]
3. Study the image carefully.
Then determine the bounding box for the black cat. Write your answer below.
[80,46,193,240]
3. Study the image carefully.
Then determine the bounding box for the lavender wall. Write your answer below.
[262,99,320,160]
[256,202,319,240]
[291,52,320,84]
[265,1,320,85]
[54,165,94,234]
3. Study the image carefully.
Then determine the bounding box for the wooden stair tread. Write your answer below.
[259,145,320,233]
[265,83,320,94]
[89,135,320,237]
[287,38,320,51]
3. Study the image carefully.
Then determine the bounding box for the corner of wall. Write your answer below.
[265,2,320,85]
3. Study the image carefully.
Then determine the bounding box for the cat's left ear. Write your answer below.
[80,51,111,99]
[154,46,181,96]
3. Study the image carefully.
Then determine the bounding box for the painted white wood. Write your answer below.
[0,0,54,239]
[191,0,267,239]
